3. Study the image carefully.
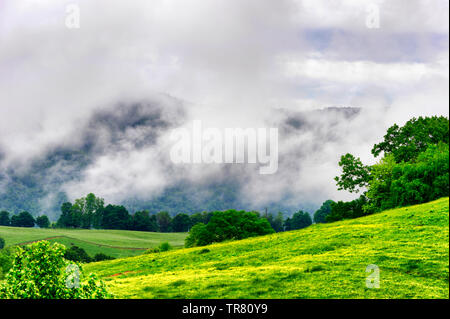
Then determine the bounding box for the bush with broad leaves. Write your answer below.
[0,241,111,299]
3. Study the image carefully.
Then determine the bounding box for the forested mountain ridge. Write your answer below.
[0,103,360,219]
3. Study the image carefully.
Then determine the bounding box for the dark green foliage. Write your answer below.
[0,211,10,226]
[56,194,105,229]
[334,116,449,218]
[57,202,74,228]
[130,210,159,232]
[92,253,115,262]
[35,215,50,228]
[185,223,212,248]
[10,211,35,228]
[158,242,172,252]
[334,153,371,193]
[156,211,172,232]
[0,237,4,249]
[171,213,192,232]
[366,143,449,212]
[144,241,173,254]
[190,212,213,225]
[185,210,274,247]
[0,247,14,279]
[102,205,131,230]
[327,196,369,222]
[284,211,312,230]
[371,116,449,163]
[64,245,92,263]
[313,200,334,223]
[264,212,284,232]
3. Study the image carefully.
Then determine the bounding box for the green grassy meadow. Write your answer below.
[85,198,449,299]
[0,226,187,258]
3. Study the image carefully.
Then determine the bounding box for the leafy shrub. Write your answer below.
[93,253,115,262]
[144,248,158,254]
[0,247,14,280]
[144,242,172,254]
[0,237,5,250]
[185,223,212,248]
[158,242,172,252]
[63,245,92,263]
[0,241,111,299]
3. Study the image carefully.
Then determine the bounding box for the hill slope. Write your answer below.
[86,198,449,298]
[0,226,187,258]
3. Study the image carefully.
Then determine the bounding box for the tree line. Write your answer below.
[1,192,328,234]
[54,194,319,233]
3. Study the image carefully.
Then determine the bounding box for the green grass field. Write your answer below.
[0,227,187,258]
[85,198,449,299]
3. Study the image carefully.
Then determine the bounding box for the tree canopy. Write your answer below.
[185,210,274,247]
[333,116,449,220]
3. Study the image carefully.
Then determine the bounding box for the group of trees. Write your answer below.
[63,245,114,264]
[55,194,195,232]
[2,192,320,235]
[185,210,275,247]
[184,205,340,248]
[284,211,313,230]
[0,210,50,228]
[331,116,449,221]
[55,193,320,234]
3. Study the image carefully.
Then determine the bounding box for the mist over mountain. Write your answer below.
[0,101,361,220]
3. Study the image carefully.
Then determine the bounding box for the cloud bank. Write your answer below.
[0,0,448,213]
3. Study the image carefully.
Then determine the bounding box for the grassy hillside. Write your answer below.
[0,227,187,258]
[86,198,449,298]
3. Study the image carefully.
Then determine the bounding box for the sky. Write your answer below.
[0,0,448,210]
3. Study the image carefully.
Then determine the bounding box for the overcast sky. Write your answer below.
[0,0,448,209]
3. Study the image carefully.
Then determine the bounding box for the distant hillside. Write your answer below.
[0,226,187,259]
[86,198,449,298]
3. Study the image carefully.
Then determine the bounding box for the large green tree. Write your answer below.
[313,200,335,223]
[10,211,35,228]
[130,210,158,232]
[171,213,192,232]
[0,211,10,226]
[371,116,449,163]
[36,215,50,228]
[73,193,104,229]
[285,211,312,230]
[102,205,130,230]
[156,211,172,232]
[264,212,284,232]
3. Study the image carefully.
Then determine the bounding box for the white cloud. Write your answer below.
[0,0,448,209]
